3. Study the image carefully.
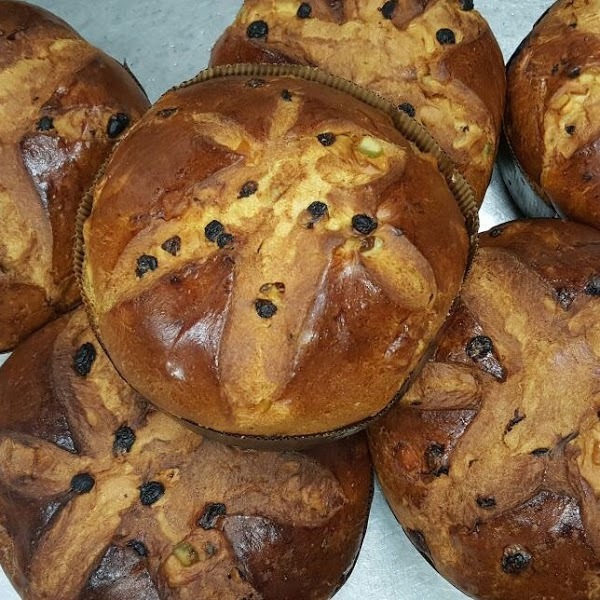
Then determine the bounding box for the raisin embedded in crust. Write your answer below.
[247,20,269,39]
[135,255,158,278]
[161,236,181,256]
[380,0,398,20]
[238,180,259,198]
[585,276,600,296]
[113,426,136,454]
[36,116,54,131]
[126,540,148,557]
[317,132,336,146]
[106,113,130,138]
[352,214,378,235]
[297,3,312,19]
[73,343,96,377]
[197,503,227,530]
[436,28,456,45]
[501,545,533,574]
[398,102,416,118]
[71,473,95,494]
[255,299,278,319]
[139,482,165,506]
[307,201,328,220]
[466,336,494,360]
[205,220,225,243]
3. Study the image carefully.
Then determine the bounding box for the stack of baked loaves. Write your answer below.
[2,1,599,599]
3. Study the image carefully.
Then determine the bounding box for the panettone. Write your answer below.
[0,308,373,600]
[210,0,506,203]
[369,219,600,600]
[79,64,475,444]
[0,0,149,351]
[504,0,600,229]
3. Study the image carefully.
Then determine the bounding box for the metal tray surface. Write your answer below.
[0,1,553,598]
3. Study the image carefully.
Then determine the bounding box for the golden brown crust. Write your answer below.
[506,0,600,228]
[0,0,149,351]
[369,219,600,600]
[0,309,373,600]
[80,69,470,441]
[210,0,506,202]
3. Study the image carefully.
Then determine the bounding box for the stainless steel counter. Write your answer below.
[0,1,553,598]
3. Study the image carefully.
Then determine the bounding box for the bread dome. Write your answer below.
[0,0,149,352]
[0,308,373,600]
[79,64,475,444]
[369,219,600,600]
[504,0,600,229]
[210,0,506,203]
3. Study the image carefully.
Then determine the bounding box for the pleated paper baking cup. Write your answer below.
[74,63,479,449]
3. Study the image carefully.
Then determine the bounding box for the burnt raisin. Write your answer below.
[73,343,96,377]
[239,180,259,198]
[281,89,293,101]
[140,482,165,506]
[136,255,158,278]
[567,66,581,78]
[216,233,235,248]
[555,288,575,310]
[307,201,328,220]
[255,299,278,319]
[476,496,497,509]
[37,116,54,131]
[317,132,336,146]
[127,540,148,556]
[436,28,456,45]
[157,108,178,118]
[398,102,416,118]
[460,0,474,9]
[297,3,312,18]
[565,125,576,135]
[380,0,398,19]
[71,473,95,494]
[107,113,130,138]
[466,335,493,360]
[246,78,267,88]
[205,220,225,242]
[113,426,136,454]
[247,20,268,39]
[489,225,504,237]
[352,214,378,235]
[198,503,227,530]
[161,235,181,256]
[585,276,600,296]
[501,546,532,574]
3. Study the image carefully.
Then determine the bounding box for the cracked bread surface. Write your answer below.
[0,308,372,600]
[0,0,149,352]
[369,219,600,600]
[210,0,506,203]
[506,0,600,229]
[80,72,470,441]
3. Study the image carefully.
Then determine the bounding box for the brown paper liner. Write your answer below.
[74,63,479,449]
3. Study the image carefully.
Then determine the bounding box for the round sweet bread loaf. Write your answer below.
[210,0,506,203]
[79,64,474,444]
[504,0,600,229]
[0,0,149,352]
[0,308,373,600]
[369,219,600,600]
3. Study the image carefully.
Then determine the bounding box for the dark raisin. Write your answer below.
[127,540,148,557]
[281,89,293,101]
[531,448,549,457]
[425,443,448,476]
[505,409,526,434]
[489,225,504,237]
[113,426,136,454]
[583,173,593,182]
[37,116,54,131]
[352,214,378,235]
[140,482,165,506]
[565,125,576,135]
[317,132,336,146]
[398,102,416,118]
[205,220,225,242]
[255,298,278,319]
[551,64,559,75]
[246,78,267,88]
[569,21,577,28]
[157,108,178,118]
[460,0,474,9]
[198,503,227,530]
[247,20,269,39]
[73,343,96,377]
[107,113,130,138]
[135,255,158,278]
[239,180,259,198]
[297,2,312,18]
[307,201,328,220]
[555,288,575,310]
[466,335,493,360]
[501,546,532,574]
[380,0,398,19]
[436,28,456,45]
[71,473,95,495]
[161,235,181,256]
[585,276,600,296]
[476,496,497,509]
[567,66,581,78]
[216,233,235,248]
